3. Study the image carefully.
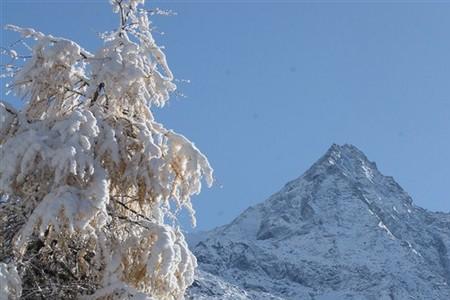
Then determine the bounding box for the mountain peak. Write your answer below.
[280,144,413,211]
[327,143,367,158]
[189,144,450,300]
[304,143,379,184]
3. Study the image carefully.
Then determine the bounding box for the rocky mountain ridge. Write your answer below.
[187,144,450,299]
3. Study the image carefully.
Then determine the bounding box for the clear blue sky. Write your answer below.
[2,0,450,231]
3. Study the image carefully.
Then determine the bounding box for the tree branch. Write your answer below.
[111,196,154,223]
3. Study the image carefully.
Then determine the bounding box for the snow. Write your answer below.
[361,161,374,182]
[0,102,16,144]
[0,0,212,298]
[188,144,450,300]
[377,220,395,240]
[0,263,22,299]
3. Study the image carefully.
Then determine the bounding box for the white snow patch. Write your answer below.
[406,241,422,257]
[361,161,374,182]
[378,221,395,239]
[0,263,22,299]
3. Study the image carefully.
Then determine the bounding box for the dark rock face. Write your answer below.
[187,144,450,299]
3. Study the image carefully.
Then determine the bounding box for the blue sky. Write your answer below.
[2,0,450,231]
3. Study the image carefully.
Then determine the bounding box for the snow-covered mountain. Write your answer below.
[187,144,450,299]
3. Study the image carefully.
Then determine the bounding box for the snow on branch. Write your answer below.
[0,1,212,299]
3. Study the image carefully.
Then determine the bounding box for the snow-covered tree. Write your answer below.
[0,0,213,299]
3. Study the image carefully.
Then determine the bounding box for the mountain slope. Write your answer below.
[187,144,450,299]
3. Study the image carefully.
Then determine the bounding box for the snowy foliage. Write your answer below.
[0,263,22,299]
[0,1,212,299]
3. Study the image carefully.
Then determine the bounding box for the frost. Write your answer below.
[0,102,16,143]
[0,263,21,299]
[0,0,212,299]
